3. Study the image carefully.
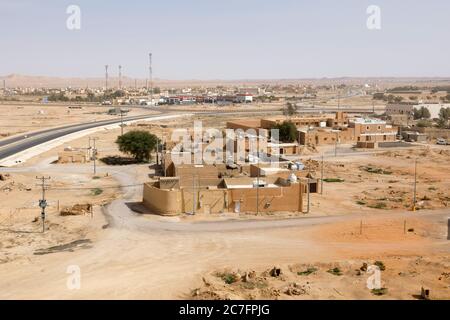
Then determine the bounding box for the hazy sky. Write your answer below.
[1,0,449,79]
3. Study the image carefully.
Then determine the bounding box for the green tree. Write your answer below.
[437,107,450,128]
[115,130,159,162]
[416,120,432,128]
[393,96,404,103]
[153,87,161,94]
[372,92,385,100]
[284,102,296,116]
[273,121,297,143]
[413,106,431,120]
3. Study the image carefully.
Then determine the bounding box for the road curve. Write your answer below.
[0,112,182,161]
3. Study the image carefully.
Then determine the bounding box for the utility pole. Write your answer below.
[89,137,99,175]
[256,149,260,215]
[156,136,160,165]
[149,53,153,106]
[120,110,124,136]
[334,132,338,157]
[337,90,341,110]
[192,173,196,215]
[321,154,324,195]
[105,65,109,91]
[118,65,122,90]
[306,178,310,213]
[36,176,50,233]
[412,158,418,211]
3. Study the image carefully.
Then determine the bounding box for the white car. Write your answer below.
[436,138,448,145]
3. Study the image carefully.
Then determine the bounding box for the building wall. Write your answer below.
[388,114,410,126]
[57,151,87,164]
[143,181,305,215]
[226,120,262,131]
[228,183,303,213]
[175,165,221,187]
[356,141,378,149]
[299,128,355,146]
[416,127,450,139]
[143,183,183,215]
[386,104,414,115]
[267,144,301,155]
[351,122,397,142]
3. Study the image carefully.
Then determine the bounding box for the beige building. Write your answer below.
[57,149,88,164]
[143,160,319,216]
[349,118,397,143]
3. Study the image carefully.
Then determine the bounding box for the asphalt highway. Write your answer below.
[0,105,376,162]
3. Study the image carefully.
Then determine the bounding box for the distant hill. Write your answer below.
[1,74,450,89]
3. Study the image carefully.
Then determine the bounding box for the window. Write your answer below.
[366,126,370,130]
[378,126,381,130]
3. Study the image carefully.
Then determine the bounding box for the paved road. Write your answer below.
[0,103,382,162]
[0,112,186,160]
[0,108,286,162]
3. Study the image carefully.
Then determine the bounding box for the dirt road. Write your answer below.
[0,159,448,299]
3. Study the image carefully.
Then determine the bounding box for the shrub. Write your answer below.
[374,261,386,271]
[91,188,103,196]
[327,267,343,276]
[297,267,318,276]
[219,272,239,284]
[368,202,387,209]
[323,178,345,183]
[371,288,388,296]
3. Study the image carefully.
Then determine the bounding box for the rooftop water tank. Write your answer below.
[288,173,298,183]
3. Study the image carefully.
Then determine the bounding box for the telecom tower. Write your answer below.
[105,65,109,91]
[149,53,153,106]
[118,65,122,90]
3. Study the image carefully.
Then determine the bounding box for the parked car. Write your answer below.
[436,138,448,145]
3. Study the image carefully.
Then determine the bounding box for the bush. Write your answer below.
[368,202,387,209]
[323,178,345,183]
[297,267,318,276]
[327,267,342,276]
[220,273,239,284]
[371,288,388,296]
[374,261,386,271]
[362,166,392,175]
[100,156,140,166]
[91,188,103,196]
